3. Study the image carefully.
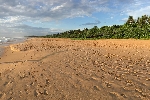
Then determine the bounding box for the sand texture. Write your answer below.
[0,38,150,100]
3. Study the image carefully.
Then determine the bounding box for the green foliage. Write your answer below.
[42,15,150,39]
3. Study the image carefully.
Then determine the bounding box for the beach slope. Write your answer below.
[0,38,150,100]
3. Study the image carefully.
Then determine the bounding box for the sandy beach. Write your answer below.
[0,38,150,100]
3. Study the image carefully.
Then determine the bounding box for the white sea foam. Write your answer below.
[0,37,26,45]
[0,36,26,56]
[0,37,11,44]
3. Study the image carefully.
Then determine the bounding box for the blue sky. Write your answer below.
[0,0,150,37]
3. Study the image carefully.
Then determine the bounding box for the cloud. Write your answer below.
[127,6,150,19]
[0,24,64,37]
[0,16,27,24]
[81,20,101,26]
[51,3,66,11]
[0,0,150,37]
[120,18,128,22]
[0,0,108,36]
[121,0,150,18]
[0,0,110,37]
[0,0,110,21]
[0,0,149,22]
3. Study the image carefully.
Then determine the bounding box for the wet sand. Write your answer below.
[0,38,150,100]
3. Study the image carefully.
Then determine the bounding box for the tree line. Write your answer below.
[42,15,150,39]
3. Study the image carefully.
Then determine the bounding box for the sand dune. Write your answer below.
[0,38,150,100]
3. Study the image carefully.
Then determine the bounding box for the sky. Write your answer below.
[0,0,150,37]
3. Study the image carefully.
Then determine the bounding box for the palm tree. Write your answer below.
[126,16,135,24]
[141,15,148,25]
[148,16,150,24]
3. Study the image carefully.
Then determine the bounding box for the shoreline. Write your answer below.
[0,37,27,57]
[0,38,150,100]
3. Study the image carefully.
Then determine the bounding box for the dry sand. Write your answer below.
[0,38,150,100]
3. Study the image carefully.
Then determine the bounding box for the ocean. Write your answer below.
[0,37,26,56]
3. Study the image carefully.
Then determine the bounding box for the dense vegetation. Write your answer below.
[39,15,150,39]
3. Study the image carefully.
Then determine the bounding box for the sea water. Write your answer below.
[0,37,26,56]
[0,37,26,45]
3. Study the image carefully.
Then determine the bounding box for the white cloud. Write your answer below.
[0,16,23,24]
[120,18,128,22]
[0,0,110,20]
[134,0,143,6]
[0,0,111,37]
[110,17,113,19]
[51,3,66,11]
[122,0,150,18]
[127,6,150,18]
[0,0,150,37]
